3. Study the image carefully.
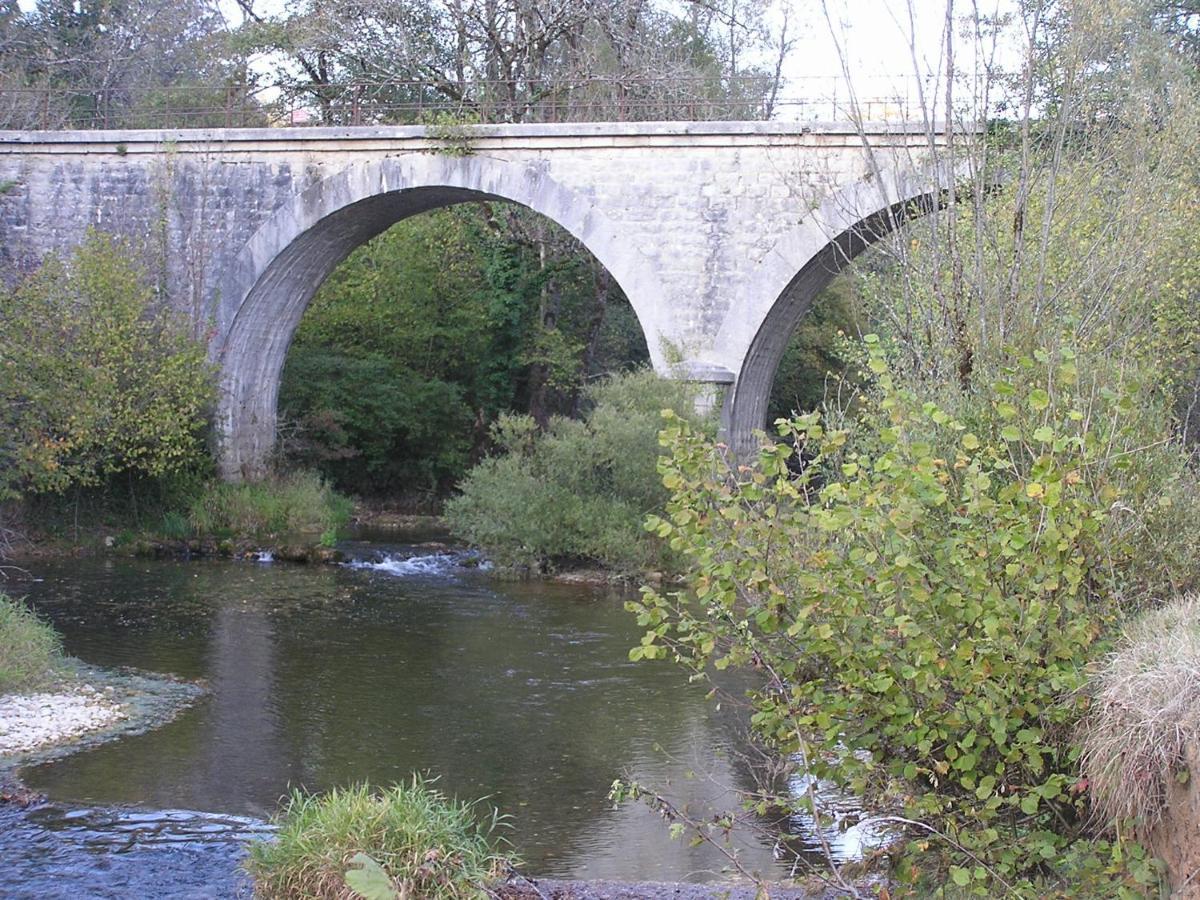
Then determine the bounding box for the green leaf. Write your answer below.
[1000,425,1021,442]
[344,853,400,900]
[1029,389,1051,411]
[950,866,971,886]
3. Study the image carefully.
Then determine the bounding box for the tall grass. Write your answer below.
[0,592,64,692]
[246,779,513,899]
[188,471,352,539]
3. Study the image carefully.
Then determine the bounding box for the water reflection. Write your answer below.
[11,552,850,882]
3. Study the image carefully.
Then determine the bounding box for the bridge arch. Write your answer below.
[721,170,945,455]
[214,154,667,480]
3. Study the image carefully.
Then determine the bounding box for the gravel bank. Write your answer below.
[0,686,127,756]
[0,663,205,769]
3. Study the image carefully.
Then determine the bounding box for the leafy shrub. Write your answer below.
[445,369,712,572]
[246,779,512,900]
[632,340,1174,895]
[188,471,352,538]
[1079,594,1200,835]
[0,231,214,499]
[0,593,63,692]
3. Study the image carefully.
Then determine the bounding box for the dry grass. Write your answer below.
[1079,594,1200,835]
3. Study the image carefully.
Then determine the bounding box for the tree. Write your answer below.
[0,0,253,128]
[235,0,786,125]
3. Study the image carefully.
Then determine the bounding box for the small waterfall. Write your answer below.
[344,549,489,577]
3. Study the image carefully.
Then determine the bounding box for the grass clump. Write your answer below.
[188,470,352,539]
[1079,594,1200,835]
[0,592,64,692]
[246,779,513,900]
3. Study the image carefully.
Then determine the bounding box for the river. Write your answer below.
[2,534,874,895]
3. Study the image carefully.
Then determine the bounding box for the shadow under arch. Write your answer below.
[213,154,664,480]
[722,184,943,456]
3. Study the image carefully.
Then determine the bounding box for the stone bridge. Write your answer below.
[0,121,948,479]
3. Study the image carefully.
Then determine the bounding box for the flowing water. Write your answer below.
[2,535,879,895]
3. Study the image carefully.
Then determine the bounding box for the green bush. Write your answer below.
[445,369,712,572]
[188,471,352,539]
[246,779,512,900]
[631,341,1174,895]
[0,593,64,692]
[0,231,214,499]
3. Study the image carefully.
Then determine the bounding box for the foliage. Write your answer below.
[631,341,1181,895]
[0,231,214,500]
[279,206,649,497]
[767,276,865,421]
[853,1,1200,439]
[0,0,248,129]
[423,111,480,157]
[1079,594,1200,836]
[188,470,352,539]
[245,778,513,900]
[281,350,475,497]
[446,369,710,572]
[343,853,401,900]
[0,592,64,693]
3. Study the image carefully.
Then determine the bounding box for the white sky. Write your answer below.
[781,0,1021,76]
[768,0,1024,117]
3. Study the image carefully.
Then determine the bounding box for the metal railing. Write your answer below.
[0,76,938,131]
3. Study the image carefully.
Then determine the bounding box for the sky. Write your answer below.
[767,0,1024,119]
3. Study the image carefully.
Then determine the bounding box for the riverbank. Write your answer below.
[0,685,125,757]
